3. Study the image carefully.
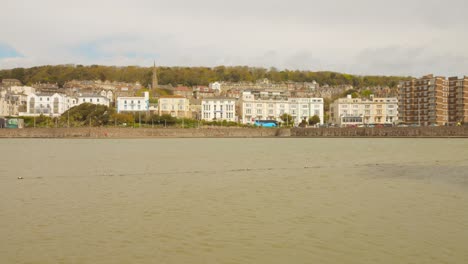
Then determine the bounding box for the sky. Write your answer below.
[1,0,468,76]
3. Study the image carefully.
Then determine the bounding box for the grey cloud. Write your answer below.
[1,0,468,76]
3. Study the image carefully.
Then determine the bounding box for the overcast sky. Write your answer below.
[1,0,468,76]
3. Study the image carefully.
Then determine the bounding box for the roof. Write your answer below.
[201,97,236,101]
[78,95,108,99]
[174,86,192,91]
[159,95,186,99]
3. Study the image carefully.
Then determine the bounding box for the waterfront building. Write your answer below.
[201,97,236,122]
[0,90,21,117]
[116,92,149,113]
[330,95,398,126]
[398,75,449,126]
[448,76,468,124]
[158,95,190,118]
[24,93,70,117]
[240,91,324,125]
[0,86,35,116]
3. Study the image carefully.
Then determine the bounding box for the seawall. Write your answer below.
[0,127,467,138]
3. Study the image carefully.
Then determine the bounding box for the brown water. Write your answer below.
[1,139,468,264]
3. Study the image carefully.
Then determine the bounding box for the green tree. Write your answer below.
[360,89,373,98]
[280,113,294,126]
[60,103,114,127]
[309,115,321,125]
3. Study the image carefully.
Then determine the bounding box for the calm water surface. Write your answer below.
[1,139,468,263]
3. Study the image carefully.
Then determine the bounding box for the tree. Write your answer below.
[60,103,114,127]
[280,113,294,126]
[309,115,321,125]
[360,89,373,98]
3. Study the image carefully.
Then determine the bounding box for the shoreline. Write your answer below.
[0,127,467,138]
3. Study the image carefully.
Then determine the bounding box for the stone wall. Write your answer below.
[291,127,468,137]
[0,127,279,138]
[0,126,467,138]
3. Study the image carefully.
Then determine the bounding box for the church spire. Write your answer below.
[152,61,158,91]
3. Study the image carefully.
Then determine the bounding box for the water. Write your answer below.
[1,138,468,263]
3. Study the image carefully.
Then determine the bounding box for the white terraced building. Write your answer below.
[201,97,236,122]
[240,91,324,125]
[75,95,110,107]
[23,93,70,117]
[21,92,111,117]
[330,94,398,126]
[116,91,149,113]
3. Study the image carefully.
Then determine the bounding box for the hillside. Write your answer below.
[0,65,411,88]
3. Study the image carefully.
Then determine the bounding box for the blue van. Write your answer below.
[254,120,278,127]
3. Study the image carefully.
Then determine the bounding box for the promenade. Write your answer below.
[0,127,467,138]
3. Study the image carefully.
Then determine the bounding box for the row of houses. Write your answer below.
[0,87,399,126]
[3,73,467,126]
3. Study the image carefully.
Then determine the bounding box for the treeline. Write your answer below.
[0,65,410,88]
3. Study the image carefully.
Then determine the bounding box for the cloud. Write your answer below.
[1,0,468,76]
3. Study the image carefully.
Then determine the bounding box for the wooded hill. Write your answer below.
[0,65,410,88]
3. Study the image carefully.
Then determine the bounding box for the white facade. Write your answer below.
[23,93,69,117]
[116,91,149,113]
[76,95,110,107]
[209,82,221,92]
[20,92,112,117]
[240,91,324,125]
[99,90,114,102]
[330,95,398,126]
[201,98,236,121]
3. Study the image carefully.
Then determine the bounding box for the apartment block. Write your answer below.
[398,75,449,126]
[449,76,468,124]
